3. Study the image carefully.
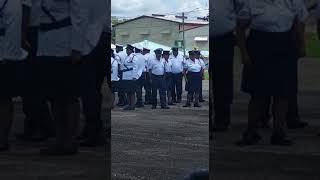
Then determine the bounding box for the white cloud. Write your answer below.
[111,0,208,18]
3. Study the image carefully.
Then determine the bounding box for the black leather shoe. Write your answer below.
[80,138,106,147]
[270,135,293,146]
[287,121,308,129]
[235,131,261,146]
[161,106,170,109]
[168,102,175,106]
[183,103,191,107]
[40,146,78,156]
[194,104,201,107]
[199,99,206,102]
[123,107,135,110]
[135,104,144,108]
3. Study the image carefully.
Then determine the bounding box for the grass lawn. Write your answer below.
[306,32,320,58]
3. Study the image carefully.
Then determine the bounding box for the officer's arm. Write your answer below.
[22,1,31,50]
[236,18,250,64]
[70,0,89,61]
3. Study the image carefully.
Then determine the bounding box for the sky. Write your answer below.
[111,0,209,19]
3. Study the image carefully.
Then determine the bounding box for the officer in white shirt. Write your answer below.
[211,0,238,133]
[18,0,55,142]
[134,44,146,107]
[236,0,308,146]
[0,0,28,151]
[121,44,139,110]
[183,51,203,108]
[195,50,206,103]
[142,47,152,104]
[148,48,170,109]
[163,50,175,106]
[111,49,120,109]
[115,44,128,106]
[33,0,105,155]
[262,0,310,130]
[170,47,185,103]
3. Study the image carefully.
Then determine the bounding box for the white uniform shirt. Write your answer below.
[237,0,309,32]
[198,58,206,69]
[122,53,138,80]
[115,50,127,70]
[111,57,119,82]
[170,54,185,74]
[164,58,173,73]
[148,56,166,75]
[143,53,151,72]
[135,53,145,79]
[37,0,107,57]
[0,0,28,61]
[211,0,237,37]
[185,59,202,73]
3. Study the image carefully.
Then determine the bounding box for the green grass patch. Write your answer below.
[204,70,209,80]
[306,32,320,58]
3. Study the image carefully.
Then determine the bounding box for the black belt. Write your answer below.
[40,17,71,32]
[0,28,5,36]
[152,74,165,77]
[122,68,133,72]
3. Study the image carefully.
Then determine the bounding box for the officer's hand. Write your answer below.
[71,50,83,65]
[241,53,252,65]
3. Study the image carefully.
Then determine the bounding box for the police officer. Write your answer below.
[163,50,175,105]
[134,44,146,108]
[170,47,185,103]
[148,48,170,109]
[142,47,152,104]
[115,44,128,106]
[33,0,107,154]
[121,44,139,110]
[111,48,119,109]
[211,0,237,132]
[79,0,109,147]
[236,0,308,146]
[195,50,206,102]
[17,0,55,142]
[183,51,203,108]
[0,0,28,151]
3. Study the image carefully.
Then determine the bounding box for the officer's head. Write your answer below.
[126,44,134,55]
[194,50,201,59]
[162,50,170,60]
[154,48,163,59]
[134,44,143,54]
[188,50,196,60]
[142,48,150,55]
[172,47,179,57]
[116,44,123,53]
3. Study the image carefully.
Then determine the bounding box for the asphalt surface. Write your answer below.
[1,58,320,180]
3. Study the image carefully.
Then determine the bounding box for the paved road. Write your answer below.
[111,81,210,180]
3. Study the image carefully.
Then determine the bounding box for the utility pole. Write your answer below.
[182,12,185,56]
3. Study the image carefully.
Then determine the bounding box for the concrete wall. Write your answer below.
[114,17,181,47]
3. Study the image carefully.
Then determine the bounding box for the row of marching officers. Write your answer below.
[0,0,110,155]
[111,45,206,110]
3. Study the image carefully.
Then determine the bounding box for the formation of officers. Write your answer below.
[0,0,109,155]
[212,0,320,146]
[111,44,207,110]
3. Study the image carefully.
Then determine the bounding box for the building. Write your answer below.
[183,24,209,51]
[113,15,208,50]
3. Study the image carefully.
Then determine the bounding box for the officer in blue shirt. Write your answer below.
[211,0,237,132]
